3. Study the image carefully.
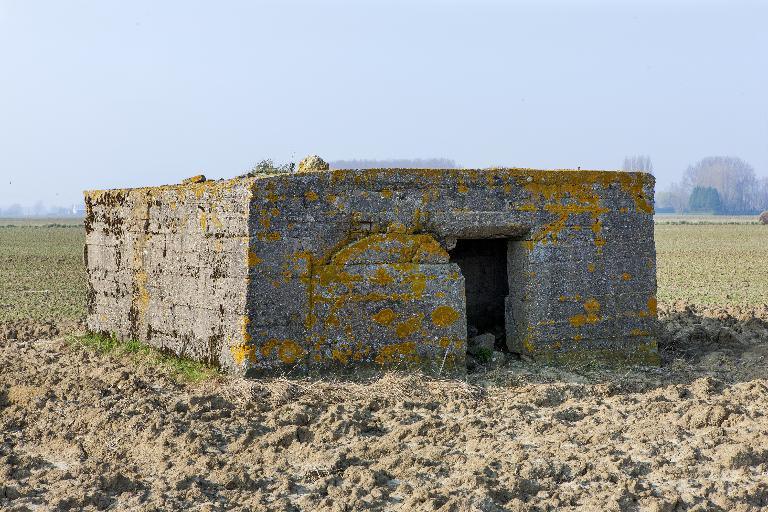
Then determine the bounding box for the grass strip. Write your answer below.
[68,332,221,383]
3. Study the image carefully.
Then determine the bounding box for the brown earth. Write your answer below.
[2,304,768,511]
[0,319,83,344]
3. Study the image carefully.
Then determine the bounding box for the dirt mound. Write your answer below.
[0,318,84,342]
[2,305,768,511]
[658,302,768,382]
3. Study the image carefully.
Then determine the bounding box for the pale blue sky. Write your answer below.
[1,0,766,207]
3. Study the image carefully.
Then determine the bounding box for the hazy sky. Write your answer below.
[1,0,766,207]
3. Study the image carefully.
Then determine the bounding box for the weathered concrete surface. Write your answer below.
[84,168,660,375]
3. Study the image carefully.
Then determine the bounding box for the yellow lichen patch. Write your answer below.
[381,188,393,199]
[231,344,256,365]
[331,345,353,364]
[519,174,614,251]
[394,313,424,338]
[431,305,460,327]
[304,190,319,202]
[260,338,278,358]
[199,211,207,231]
[135,270,150,314]
[404,272,427,297]
[457,179,468,194]
[594,237,606,252]
[258,210,271,229]
[584,298,600,315]
[524,213,568,251]
[277,340,305,364]
[370,267,394,286]
[647,296,658,316]
[522,333,535,352]
[316,265,362,288]
[241,316,252,344]
[573,334,583,341]
[588,263,596,272]
[421,188,439,204]
[259,338,305,364]
[569,298,601,327]
[569,315,587,328]
[630,329,649,336]
[374,341,418,365]
[515,202,537,212]
[371,308,397,326]
[330,233,448,266]
[412,236,448,262]
[324,313,340,328]
[412,208,427,229]
[247,250,263,266]
[622,272,632,281]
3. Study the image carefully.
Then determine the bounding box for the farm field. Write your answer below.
[1,219,766,327]
[0,222,85,325]
[655,224,768,305]
[654,213,760,225]
[2,219,768,511]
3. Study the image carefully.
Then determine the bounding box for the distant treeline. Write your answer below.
[0,203,83,218]
[330,158,458,169]
[657,156,768,215]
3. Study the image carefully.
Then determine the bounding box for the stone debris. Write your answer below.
[181,174,206,184]
[468,333,495,355]
[297,155,329,172]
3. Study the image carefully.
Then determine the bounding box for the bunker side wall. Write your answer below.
[238,168,658,375]
[84,178,254,367]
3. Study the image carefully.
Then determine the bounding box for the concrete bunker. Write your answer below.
[84,165,661,376]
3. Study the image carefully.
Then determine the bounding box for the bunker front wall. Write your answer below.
[84,178,255,367]
[239,168,659,376]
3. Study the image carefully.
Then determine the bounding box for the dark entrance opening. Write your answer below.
[449,239,509,349]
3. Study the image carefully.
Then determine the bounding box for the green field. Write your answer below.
[655,223,768,304]
[1,219,767,323]
[0,222,86,322]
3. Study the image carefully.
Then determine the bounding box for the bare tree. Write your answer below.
[662,182,689,213]
[756,177,768,212]
[682,157,758,214]
[1,203,23,217]
[622,155,654,174]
